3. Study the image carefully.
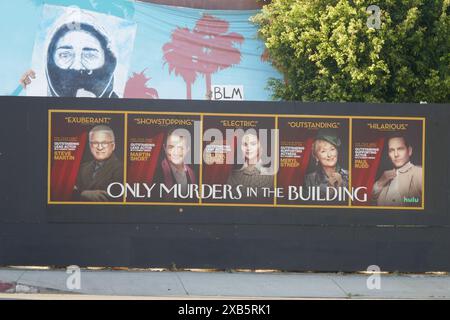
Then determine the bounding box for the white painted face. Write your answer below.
[54,30,105,71]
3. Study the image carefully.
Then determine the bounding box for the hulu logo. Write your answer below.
[403,197,419,203]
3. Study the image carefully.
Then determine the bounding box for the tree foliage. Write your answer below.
[252,0,449,102]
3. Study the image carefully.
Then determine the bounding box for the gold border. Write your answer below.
[348,118,352,207]
[198,114,204,205]
[273,116,279,206]
[122,113,128,204]
[421,118,426,210]
[47,110,426,211]
[47,110,52,203]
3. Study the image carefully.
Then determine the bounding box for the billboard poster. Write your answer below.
[277,117,350,206]
[48,110,425,210]
[125,113,201,203]
[27,5,136,98]
[351,118,425,208]
[49,111,125,202]
[201,115,276,205]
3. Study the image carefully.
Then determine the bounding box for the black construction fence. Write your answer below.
[0,96,449,272]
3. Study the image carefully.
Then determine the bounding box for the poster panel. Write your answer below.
[201,115,276,205]
[277,117,351,206]
[48,110,425,210]
[351,118,425,208]
[125,113,201,203]
[49,111,125,203]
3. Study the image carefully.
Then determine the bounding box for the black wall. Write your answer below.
[0,96,449,272]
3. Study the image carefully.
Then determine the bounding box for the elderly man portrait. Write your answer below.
[74,125,123,202]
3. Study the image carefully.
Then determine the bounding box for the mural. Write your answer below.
[0,0,281,101]
[163,14,244,99]
[123,69,159,99]
[27,5,137,98]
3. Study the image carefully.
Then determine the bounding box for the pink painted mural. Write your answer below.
[163,14,244,99]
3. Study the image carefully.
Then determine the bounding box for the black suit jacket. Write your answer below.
[74,154,123,200]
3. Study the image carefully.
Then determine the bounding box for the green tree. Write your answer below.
[252,0,449,102]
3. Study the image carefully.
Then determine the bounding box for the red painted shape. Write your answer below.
[194,14,244,96]
[162,14,244,99]
[163,28,203,99]
[124,69,159,99]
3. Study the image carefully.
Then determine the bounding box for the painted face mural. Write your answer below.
[46,22,118,98]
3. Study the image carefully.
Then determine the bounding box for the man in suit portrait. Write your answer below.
[74,125,123,201]
[372,134,422,206]
[156,129,196,197]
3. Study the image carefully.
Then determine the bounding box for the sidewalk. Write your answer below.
[0,268,449,299]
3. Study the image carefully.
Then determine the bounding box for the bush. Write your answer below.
[252,0,449,103]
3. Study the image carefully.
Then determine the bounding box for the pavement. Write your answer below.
[0,267,449,299]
